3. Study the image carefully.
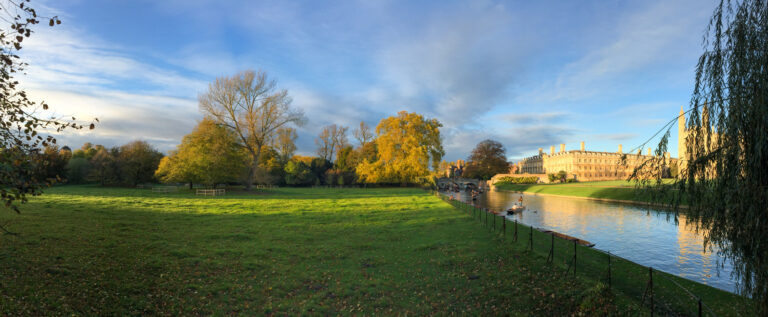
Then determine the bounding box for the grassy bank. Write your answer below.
[494,180,677,204]
[441,196,752,316]
[1,186,639,315]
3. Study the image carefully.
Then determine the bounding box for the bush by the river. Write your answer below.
[493,176,539,185]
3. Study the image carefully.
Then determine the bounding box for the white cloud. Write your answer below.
[375,2,526,126]
[523,0,713,102]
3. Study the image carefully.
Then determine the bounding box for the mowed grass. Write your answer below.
[0,185,631,315]
[495,180,678,203]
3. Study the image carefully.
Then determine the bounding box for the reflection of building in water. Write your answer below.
[676,216,713,277]
[511,141,677,182]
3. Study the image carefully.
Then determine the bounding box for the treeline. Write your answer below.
[155,110,444,188]
[51,141,164,186]
[38,70,447,189]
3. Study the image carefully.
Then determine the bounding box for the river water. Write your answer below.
[450,188,736,293]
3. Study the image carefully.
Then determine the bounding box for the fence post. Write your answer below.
[514,220,518,242]
[503,218,506,236]
[573,239,577,274]
[698,298,702,317]
[529,226,533,250]
[650,267,654,316]
[493,214,496,231]
[547,232,554,263]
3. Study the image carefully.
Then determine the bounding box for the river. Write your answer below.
[449,188,737,293]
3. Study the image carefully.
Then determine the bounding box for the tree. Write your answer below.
[284,159,314,186]
[273,127,297,163]
[353,121,373,147]
[89,148,117,185]
[635,1,768,311]
[199,70,305,190]
[462,140,509,180]
[0,1,93,216]
[155,118,246,187]
[556,170,567,183]
[357,111,444,185]
[315,124,348,162]
[117,141,163,186]
[38,145,71,183]
[66,157,90,184]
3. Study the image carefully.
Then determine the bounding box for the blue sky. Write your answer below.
[20,0,716,161]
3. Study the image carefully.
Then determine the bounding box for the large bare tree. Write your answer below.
[273,127,298,162]
[353,121,373,147]
[199,70,305,190]
[315,124,348,162]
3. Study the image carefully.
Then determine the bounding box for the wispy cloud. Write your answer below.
[522,0,712,103]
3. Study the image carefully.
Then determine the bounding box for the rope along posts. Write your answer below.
[434,191,748,315]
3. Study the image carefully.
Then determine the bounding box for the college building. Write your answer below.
[512,141,675,182]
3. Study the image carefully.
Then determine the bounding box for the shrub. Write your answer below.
[493,176,539,185]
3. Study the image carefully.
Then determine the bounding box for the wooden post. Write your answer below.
[549,232,554,263]
[698,298,702,317]
[514,220,518,242]
[650,267,654,316]
[573,239,577,274]
[529,226,533,250]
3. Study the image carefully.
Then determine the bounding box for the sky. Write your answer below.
[18,0,718,161]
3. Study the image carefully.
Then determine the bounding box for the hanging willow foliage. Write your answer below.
[630,0,768,313]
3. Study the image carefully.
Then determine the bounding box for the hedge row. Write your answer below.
[493,176,539,185]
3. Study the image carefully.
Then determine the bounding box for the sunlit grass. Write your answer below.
[0,185,638,315]
[495,179,679,203]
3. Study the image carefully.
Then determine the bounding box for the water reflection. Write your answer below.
[450,188,735,292]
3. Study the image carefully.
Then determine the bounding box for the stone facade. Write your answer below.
[677,105,719,178]
[515,142,677,182]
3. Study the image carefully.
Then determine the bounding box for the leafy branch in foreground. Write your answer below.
[1,0,95,214]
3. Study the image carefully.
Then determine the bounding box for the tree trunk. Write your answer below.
[245,148,261,191]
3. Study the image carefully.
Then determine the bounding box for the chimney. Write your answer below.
[647,147,652,156]
[618,144,623,154]
[550,146,555,155]
[538,148,543,155]
[560,143,565,153]
[580,141,585,152]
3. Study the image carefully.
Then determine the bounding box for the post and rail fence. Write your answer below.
[431,190,739,316]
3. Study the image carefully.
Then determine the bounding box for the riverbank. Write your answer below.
[1,185,633,315]
[438,192,753,316]
[494,180,683,208]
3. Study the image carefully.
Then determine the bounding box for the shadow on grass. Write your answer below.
[1,188,604,315]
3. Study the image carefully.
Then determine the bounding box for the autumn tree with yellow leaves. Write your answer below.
[357,111,444,185]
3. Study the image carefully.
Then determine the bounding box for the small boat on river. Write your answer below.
[506,205,525,214]
[541,230,595,247]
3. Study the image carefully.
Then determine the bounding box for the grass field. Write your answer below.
[0,185,749,315]
[441,196,753,316]
[495,180,678,203]
[0,185,635,315]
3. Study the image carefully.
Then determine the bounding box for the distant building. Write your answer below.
[677,105,718,178]
[444,159,465,178]
[515,141,677,182]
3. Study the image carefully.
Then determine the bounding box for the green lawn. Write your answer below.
[495,180,679,204]
[1,185,629,315]
[0,185,747,315]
